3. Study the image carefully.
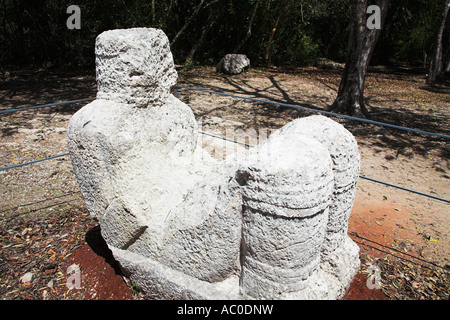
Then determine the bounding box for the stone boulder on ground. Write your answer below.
[216,54,250,75]
[314,57,345,70]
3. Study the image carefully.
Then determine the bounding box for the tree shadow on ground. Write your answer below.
[179,67,449,160]
[1,68,97,138]
[420,75,450,95]
[1,66,448,160]
[0,68,96,114]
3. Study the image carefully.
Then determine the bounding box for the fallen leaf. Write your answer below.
[20,272,33,283]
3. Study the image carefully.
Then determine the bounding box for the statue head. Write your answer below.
[95,28,177,108]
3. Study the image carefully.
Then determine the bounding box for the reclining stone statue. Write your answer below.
[67,27,361,299]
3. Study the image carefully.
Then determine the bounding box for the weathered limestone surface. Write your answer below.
[237,135,334,299]
[216,54,250,75]
[68,27,361,300]
[95,28,177,108]
[265,115,361,298]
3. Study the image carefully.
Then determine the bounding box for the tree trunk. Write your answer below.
[151,0,156,25]
[264,13,281,64]
[234,0,260,53]
[446,39,450,72]
[2,0,7,49]
[423,46,428,68]
[426,0,450,85]
[330,0,390,118]
[163,0,176,26]
[171,0,206,47]
[184,0,225,65]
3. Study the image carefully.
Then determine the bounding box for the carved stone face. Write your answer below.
[95,28,177,107]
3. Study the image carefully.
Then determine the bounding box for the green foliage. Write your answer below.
[0,0,444,69]
[272,33,320,66]
[373,0,444,65]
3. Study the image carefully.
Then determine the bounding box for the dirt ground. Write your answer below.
[0,65,448,300]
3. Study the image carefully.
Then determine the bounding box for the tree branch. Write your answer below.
[234,0,260,53]
[171,0,207,47]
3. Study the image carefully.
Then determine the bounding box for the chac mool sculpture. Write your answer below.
[67,27,361,300]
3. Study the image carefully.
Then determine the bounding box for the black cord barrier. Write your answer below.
[2,89,449,140]
[196,131,449,204]
[357,175,449,204]
[3,144,447,204]
[1,88,448,204]
[0,153,69,172]
[0,98,94,115]
[176,86,450,140]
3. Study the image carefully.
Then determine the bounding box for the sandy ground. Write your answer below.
[0,66,448,299]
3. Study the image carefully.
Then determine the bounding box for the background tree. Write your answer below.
[233,0,260,54]
[170,0,206,47]
[0,0,445,78]
[184,0,227,65]
[330,0,390,118]
[427,0,450,84]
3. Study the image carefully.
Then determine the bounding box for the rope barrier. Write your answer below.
[1,135,448,203]
[349,232,449,271]
[198,131,449,204]
[0,98,93,115]
[358,175,450,204]
[0,191,81,214]
[1,88,448,204]
[2,87,448,139]
[176,86,450,140]
[198,131,253,148]
[0,153,70,172]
